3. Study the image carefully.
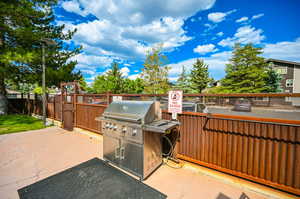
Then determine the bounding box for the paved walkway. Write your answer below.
[0,127,296,199]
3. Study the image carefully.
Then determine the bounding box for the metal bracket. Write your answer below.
[120,147,125,160]
[115,147,120,159]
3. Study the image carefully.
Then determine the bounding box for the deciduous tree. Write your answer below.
[141,47,170,94]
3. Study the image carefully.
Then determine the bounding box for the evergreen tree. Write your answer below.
[0,0,82,95]
[190,59,210,93]
[265,65,281,93]
[220,43,273,93]
[176,66,193,93]
[106,62,123,93]
[141,47,170,94]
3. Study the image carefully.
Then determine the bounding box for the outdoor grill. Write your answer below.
[96,100,179,180]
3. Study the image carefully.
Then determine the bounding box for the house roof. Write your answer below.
[267,58,300,66]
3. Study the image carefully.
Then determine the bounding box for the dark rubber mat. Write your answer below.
[18,158,167,199]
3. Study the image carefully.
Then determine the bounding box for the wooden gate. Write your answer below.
[62,95,74,131]
[60,81,80,131]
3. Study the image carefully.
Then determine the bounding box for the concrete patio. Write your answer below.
[0,127,296,199]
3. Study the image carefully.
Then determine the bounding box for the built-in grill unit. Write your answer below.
[96,100,179,180]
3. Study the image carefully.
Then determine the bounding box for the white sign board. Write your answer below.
[112,96,123,102]
[168,90,183,114]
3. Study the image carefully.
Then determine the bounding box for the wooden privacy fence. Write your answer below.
[47,95,62,121]
[162,111,300,195]
[43,93,300,195]
[75,103,107,132]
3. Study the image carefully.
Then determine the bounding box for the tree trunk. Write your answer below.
[0,74,8,114]
[0,74,6,95]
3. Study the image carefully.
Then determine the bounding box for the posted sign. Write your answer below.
[168,90,183,114]
[112,96,122,102]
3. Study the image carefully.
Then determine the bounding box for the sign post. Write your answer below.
[168,90,183,120]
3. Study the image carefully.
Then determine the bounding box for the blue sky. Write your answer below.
[54,0,300,83]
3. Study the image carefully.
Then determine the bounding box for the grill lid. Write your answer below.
[102,100,156,124]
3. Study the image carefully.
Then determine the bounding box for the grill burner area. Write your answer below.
[96,100,179,180]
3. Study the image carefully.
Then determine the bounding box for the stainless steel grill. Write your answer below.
[96,100,179,180]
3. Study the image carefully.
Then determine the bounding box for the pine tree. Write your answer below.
[0,0,82,95]
[141,47,170,94]
[106,62,123,93]
[176,66,193,93]
[265,65,281,93]
[220,43,271,93]
[190,59,210,93]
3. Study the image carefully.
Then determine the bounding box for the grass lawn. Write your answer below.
[0,114,45,135]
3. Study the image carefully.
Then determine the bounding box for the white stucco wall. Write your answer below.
[292,66,300,106]
[293,66,300,93]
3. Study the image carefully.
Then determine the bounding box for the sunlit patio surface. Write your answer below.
[0,126,296,199]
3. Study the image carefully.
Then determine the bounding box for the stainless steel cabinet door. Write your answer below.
[120,140,143,176]
[103,135,120,165]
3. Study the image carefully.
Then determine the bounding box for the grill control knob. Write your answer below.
[132,129,137,136]
[113,125,117,130]
[122,127,127,133]
[105,123,110,128]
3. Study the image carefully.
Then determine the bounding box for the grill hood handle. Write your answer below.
[103,115,141,123]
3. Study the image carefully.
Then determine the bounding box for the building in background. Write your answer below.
[267,59,300,106]
[267,58,300,93]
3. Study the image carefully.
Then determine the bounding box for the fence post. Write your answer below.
[74,93,77,127]
[46,93,49,118]
[106,92,112,104]
[34,93,37,115]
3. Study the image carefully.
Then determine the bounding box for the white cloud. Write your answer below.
[120,67,130,77]
[193,44,217,54]
[122,17,191,51]
[62,0,215,25]
[218,25,265,47]
[128,73,141,80]
[59,0,217,75]
[216,32,224,37]
[60,16,192,60]
[252,13,264,20]
[203,23,217,32]
[208,9,236,23]
[168,51,232,80]
[80,69,96,75]
[263,37,300,62]
[236,16,248,23]
[208,12,226,23]
[71,53,113,68]
[61,1,89,17]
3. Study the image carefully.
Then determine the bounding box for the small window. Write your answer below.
[254,97,269,101]
[275,67,287,75]
[77,96,83,103]
[286,79,293,87]
[285,97,292,102]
